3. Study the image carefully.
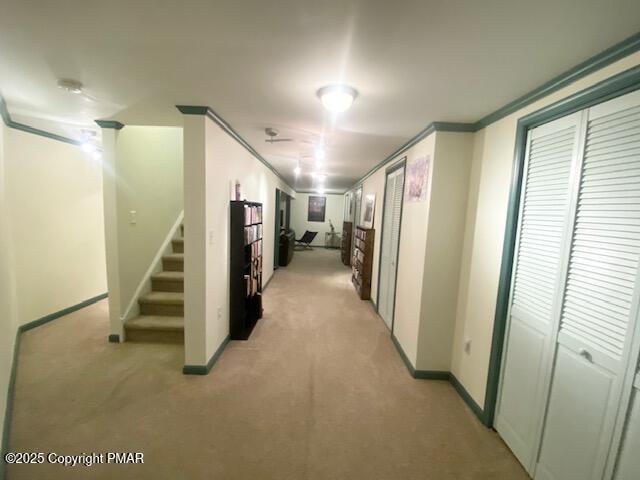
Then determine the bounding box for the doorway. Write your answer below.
[274,189,291,269]
[377,160,406,330]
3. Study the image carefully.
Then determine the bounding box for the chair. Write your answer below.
[295,231,318,250]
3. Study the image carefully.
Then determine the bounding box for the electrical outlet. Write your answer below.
[129,210,137,225]
[217,306,222,320]
[464,339,472,355]
[209,230,214,245]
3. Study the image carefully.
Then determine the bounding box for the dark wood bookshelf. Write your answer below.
[351,226,374,300]
[230,201,263,340]
[341,221,353,265]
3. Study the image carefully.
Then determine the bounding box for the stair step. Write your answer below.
[172,238,184,254]
[139,292,184,316]
[162,253,184,272]
[151,271,184,292]
[125,315,184,344]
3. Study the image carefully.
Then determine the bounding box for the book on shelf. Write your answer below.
[243,204,264,226]
[244,224,263,245]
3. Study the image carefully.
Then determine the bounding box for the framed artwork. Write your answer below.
[405,154,431,203]
[308,195,326,222]
[362,193,376,228]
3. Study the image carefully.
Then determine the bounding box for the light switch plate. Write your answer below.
[129,210,137,225]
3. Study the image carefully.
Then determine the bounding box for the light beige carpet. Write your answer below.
[7,248,528,479]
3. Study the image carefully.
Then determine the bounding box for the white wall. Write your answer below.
[357,131,472,370]
[183,114,294,367]
[101,126,183,337]
[450,51,640,408]
[416,132,473,370]
[0,120,107,454]
[290,193,343,246]
[5,129,107,326]
[0,118,17,457]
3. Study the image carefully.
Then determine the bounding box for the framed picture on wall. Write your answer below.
[308,195,326,222]
[362,193,375,228]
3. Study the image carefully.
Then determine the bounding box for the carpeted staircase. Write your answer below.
[124,229,184,343]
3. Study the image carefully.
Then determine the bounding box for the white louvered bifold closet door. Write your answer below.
[536,90,640,480]
[378,166,405,330]
[496,112,583,473]
[352,187,363,258]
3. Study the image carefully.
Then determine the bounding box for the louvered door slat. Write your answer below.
[559,104,640,362]
[536,96,640,480]
[496,112,581,472]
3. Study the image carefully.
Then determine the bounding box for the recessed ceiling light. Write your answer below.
[314,146,326,161]
[294,165,301,176]
[317,84,358,113]
[57,78,84,94]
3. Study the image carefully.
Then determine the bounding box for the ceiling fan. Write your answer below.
[264,127,293,143]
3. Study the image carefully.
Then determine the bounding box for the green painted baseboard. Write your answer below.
[1,292,108,480]
[450,373,486,425]
[414,370,450,381]
[21,293,108,333]
[391,334,487,425]
[183,335,230,375]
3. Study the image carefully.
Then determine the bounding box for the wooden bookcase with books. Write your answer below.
[341,221,353,265]
[351,226,374,300]
[230,201,263,340]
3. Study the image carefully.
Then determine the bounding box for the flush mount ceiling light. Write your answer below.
[294,164,301,176]
[57,78,84,94]
[317,84,358,113]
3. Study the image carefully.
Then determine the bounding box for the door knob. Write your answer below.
[578,348,592,362]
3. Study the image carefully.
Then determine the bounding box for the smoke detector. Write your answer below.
[57,79,84,94]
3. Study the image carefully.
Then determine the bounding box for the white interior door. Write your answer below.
[496,111,584,473]
[378,167,405,330]
[535,90,640,480]
[352,187,362,257]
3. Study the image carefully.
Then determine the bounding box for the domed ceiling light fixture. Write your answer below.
[317,84,358,114]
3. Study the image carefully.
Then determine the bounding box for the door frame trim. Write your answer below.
[484,64,640,428]
[376,157,407,333]
[274,188,281,269]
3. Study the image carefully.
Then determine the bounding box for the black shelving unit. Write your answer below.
[230,201,263,340]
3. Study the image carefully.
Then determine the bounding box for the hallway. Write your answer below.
[8,249,526,480]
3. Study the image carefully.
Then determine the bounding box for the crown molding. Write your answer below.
[348,30,640,192]
[0,95,82,145]
[176,105,295,192]
[476,31,640,128]
[351,121,475,190]
[95,120,125,130]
